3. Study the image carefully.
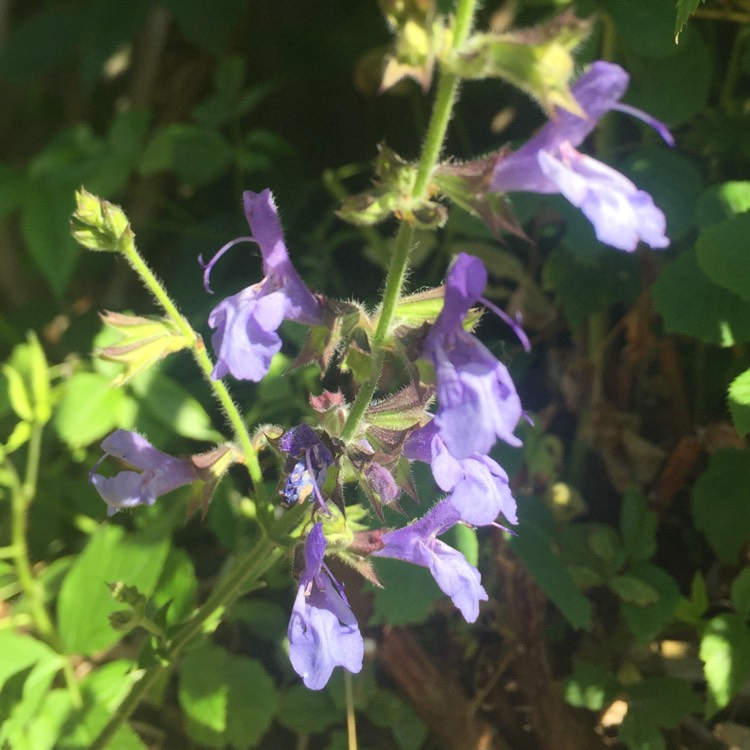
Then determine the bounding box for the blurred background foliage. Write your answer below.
[3,0,750,749]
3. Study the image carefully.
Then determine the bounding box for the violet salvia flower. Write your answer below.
[491,61,673,252]
[204,189,323,382]
[90,430,199,516]
[425,253,523,461]
[373,500,488,622]
[405,421,517,528]
[288,523,364,690]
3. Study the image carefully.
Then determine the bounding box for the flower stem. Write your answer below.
[340,0,479,443]
[88,503,308,750]
[117,232,265,498]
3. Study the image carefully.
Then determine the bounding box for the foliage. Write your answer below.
[2,1,750,750]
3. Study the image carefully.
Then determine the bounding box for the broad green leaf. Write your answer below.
[179,644,228,737]
[151,548,198,625]
[26,332,51,424]
[366,689,427,750]
[621,563,681,643]
[692,449,750,563]
[696,181,750,228]
[675,572,709,625]
[728,368,750,436]
[58,523,171,654]
[564,661,619,711]
[652,248,750,346]
[54,371,129,449]
[223,657,278,748]
[675,0,705,40]
[700,613,750,716]
[607,0,680,58]
[695,211,750,302]
[370,558,442,626]
[731,568,750,617]
[2,364,32,422]
[0,632,59,689]
[511,523,592,630]
[1,688,70,750]
[277,683,340,734]
[625,26,711,125]
[129,369,224,443]
[620,489,657,562]
[609,575,660,606]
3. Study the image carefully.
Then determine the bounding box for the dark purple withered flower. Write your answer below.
[491,61,673,252]
[425,253,523,461]
[373,500,488,622]
[405,421,517,528]
[204,190,323,382]
[288,523,364,689]
[279,425,333,511]
[90,430,199,516]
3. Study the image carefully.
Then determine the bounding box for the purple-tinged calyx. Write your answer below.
[491,61,673,252]
[90,430,200,516]
[288,524,364,689]
[425,253,524,460]
[204,190,323,382]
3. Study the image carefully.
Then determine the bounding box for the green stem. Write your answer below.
[117,235,265,496]
[89,505,307,750]
[340,0,479,442]
[6,433,83,708]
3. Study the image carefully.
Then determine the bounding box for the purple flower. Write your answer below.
[491,61,673,252]
[90,430,199,516]
[288,524,364,690]
[425,253,523,460]
[278,425,333,511]
[373,501,488,622]
[405,421,517,527]
[205,190,323,382]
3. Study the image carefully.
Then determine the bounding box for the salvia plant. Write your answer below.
[4,0,750,749]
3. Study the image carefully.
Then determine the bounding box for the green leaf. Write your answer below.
[609,575,660,606]
[627,676,701,727]
[621,563,681,644]
[700,613,750,717]
[151,548,197,625]
[625,26,711,125]
[620,489,657,562]
[58,523,171,655]
[652,247,750,346]
[728,368,750,436]
[366,689,428,750]
[696,181,750,229]
[731,568,750,617]
[20,182,79,299]
[675,0,705,40]
[697,211,750,301]
[510,523,592,630]
[370,558,442,626]
[129,369,224,443]
[277,684,340,734]
[675,572,709,625]
[607,0,680,58]
[0,632,59,691]
[224,657,278,748]
[54,372,129,449]
[179,644,228,737]
[692,449,750,563]
[564,661,619,711]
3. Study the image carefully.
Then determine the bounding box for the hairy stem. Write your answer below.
[117,233,265,498]
[340,0,479,442]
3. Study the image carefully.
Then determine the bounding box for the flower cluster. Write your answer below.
[89,59,674,693]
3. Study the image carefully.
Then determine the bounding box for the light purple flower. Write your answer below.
[491,61,673,252]
[205,190,323,382]
[425,253,523,461]
[373,501,488,622]
[288,524,364,690]
[90,430,199,516]
[405,421,517,527]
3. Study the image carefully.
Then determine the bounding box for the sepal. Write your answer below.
[448,11,591,117]
[71,187,134,252]
[97,311,191,386]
